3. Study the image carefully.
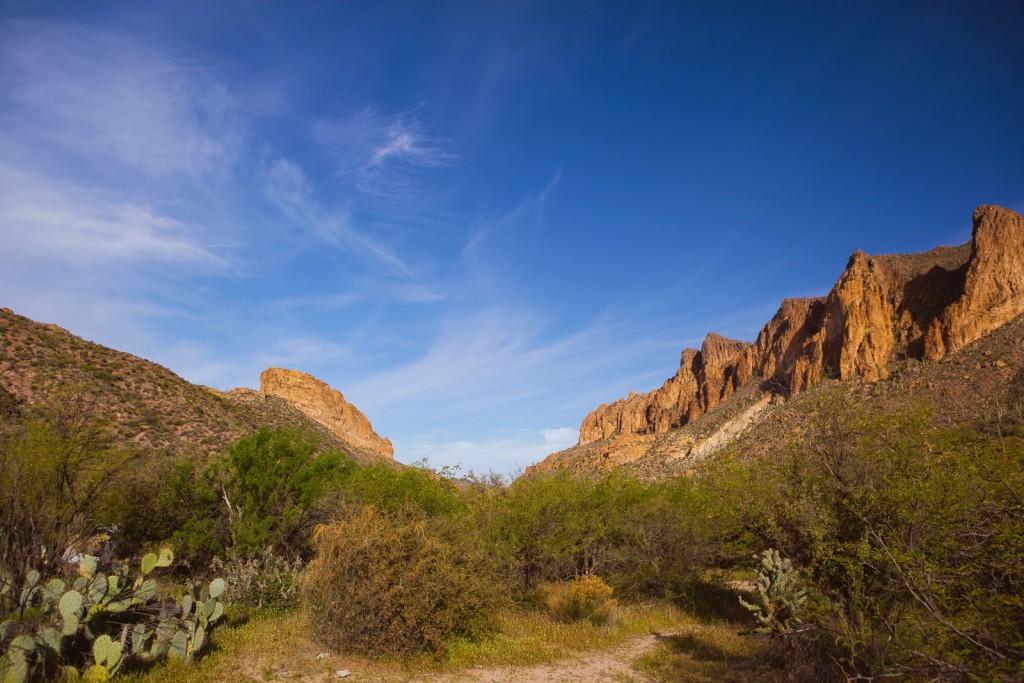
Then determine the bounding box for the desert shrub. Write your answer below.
[216,429,353,556]
[598,471,746,602]
[0,387,19,422]
[486,471,731,602]
[210,548,303,612]
[302,506,506,657]
[492,473,618,592]
[100,456,208,559]
[729,392,1024,681]
[163,462,229,572]
[542,575,617,625]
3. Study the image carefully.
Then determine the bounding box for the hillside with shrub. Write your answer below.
[0,307,391,464]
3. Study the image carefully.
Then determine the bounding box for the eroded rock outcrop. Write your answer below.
[925,205,1024,359]
[570,205,1022,452]
[259,367,394,461]
[579,334,750,445]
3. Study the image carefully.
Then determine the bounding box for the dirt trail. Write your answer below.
[427,632,668,683]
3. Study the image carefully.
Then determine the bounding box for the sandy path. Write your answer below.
[427,633,668,683]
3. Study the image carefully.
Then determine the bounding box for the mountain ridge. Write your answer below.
[533,205,1024,475]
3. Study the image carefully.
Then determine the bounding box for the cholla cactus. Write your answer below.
[738,549,807,634]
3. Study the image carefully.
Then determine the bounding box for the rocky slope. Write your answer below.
[258,367,393,460]
[535,205,1024,475]
[0,307,393,465]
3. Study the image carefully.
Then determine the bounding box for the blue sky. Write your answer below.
[1,1,1022,475]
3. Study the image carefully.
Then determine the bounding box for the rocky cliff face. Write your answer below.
[568,205,1023,455]
[579,334,750,445]
[924,205,1024,359]
[259,367,394,461]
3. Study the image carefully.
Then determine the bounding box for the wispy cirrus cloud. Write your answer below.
[398,426,578,476]
[463,167,562,254]
[350,304,680,418]
[0,21,237,281]
[367,114,458,169]
[0,20,241,353]
[0,20,243,180]
[157,333,355,392]
[313,107,458,200]
[262,157,414,275]
[0,166,222,269]
[266,281,446,315]
[266,292,363,313]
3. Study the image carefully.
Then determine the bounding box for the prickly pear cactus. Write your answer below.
[0,548,227,680]
[738,549,808,634]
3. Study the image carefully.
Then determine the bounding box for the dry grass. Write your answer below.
[439,601,681,670]
[632,620,783,683]
[123,601,700,682]
[122,611,401,683]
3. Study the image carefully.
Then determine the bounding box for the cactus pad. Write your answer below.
[59,590,84,619]
[156,548,174,568]
[135,579,157,603]
[89,574,108,603]
[39,627,62,653]
[92,635,113,664]
[169,631,188,661]
[131,624,149,655]
[140,553,158,575]
[42,578,66,608]
[9,635,37,652]
[210,601,224,624]
[78,555,98,579]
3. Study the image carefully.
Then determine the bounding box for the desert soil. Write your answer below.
[424,633,667,683]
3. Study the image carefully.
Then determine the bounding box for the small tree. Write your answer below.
[0,389,139,591]
[170,429,352,568]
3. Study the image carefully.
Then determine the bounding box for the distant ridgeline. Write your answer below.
[534,205,1024,477]
[0,308,393,465]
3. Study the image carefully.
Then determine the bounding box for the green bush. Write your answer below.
[302,506,506,657]
[542,575,617,625]
[486,470,725,602]
[0,389,139,588]
[336,460,467,518]
[168,429,353,569]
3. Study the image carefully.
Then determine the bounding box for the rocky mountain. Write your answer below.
[256,367,393,460]
[0,307,393,465]
[534,205,1024,476]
